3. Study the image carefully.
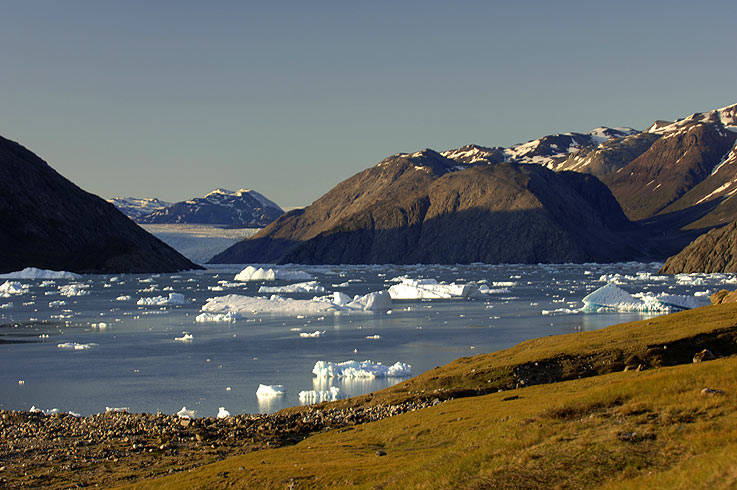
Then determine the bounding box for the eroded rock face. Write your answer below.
[661,220,737,274]
[0,135,200,273]
[212,152,636,265]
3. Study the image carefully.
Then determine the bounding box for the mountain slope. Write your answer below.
[107,197,172,220]
[0,135,200,273]
[211,151,636,264]
[660,219,737,273]
[137,188,283,227]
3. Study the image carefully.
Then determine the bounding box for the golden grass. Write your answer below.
[115,303,737,489]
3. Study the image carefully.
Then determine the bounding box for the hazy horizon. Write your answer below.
[2,1,736,208]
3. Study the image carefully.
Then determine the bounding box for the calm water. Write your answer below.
[0,262,728,417]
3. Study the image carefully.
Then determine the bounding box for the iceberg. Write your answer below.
[258,281,325,294]
[57,342,98,350]
[312,360,412,378]
[388,278,474,299]
[234,266,312,282]
[217,407,231,419]
[195,311,242,323]
[582,283,706,312]
[0,281,28,297]
[256,384,285,398]
[300,330,326,338]
[0,267,81,280]
[174,333,193,342]
[176,406,196,419]
[137,292,185,306]
[58,283,90,297]
[299,386,342,404]
[200,290,391,318]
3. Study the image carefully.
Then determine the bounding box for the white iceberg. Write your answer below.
[312,360,412,378]
[256,384,286,398]
[57,342,98,350]
[388,278,474,299]
[105,406,130,413]
[299,386,342,404]
[234,266,312,282]
[195,311,242,323]
[217,407,231,419]
[200,290,391,317]
[115,295,132,301]
[0,267,81,280]
[174,333,193,342]
[582,283,706,312]
[137,292,185,306]
[300,330,326,338]
[258,281,325,294]
[0,281,28,296]
[58,283,90,297]
[176,406,196,419]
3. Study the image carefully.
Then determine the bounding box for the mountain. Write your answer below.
[659,219,737,273]
[211,150,636,265]
[136,188,284,228]
[107,197,172,220]
[0,135,200,273]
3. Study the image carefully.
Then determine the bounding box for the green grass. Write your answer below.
[116,302,737,489]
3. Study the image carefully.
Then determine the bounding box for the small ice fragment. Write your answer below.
[174,333,193,342]
[256,384,285,398]
[299,330,326,338]
[106,407,129,413]
[176,406,196,419]
[217,407,231,419]
[299,386,342,404]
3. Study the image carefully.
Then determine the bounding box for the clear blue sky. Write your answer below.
[1,1,735,208]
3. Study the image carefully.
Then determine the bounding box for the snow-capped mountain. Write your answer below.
[137,188,284,228]
[107,197,173,220]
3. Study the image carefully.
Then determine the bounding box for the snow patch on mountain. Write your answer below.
[107,197,172,220]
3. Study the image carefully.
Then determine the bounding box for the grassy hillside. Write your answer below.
[117,303,737,489]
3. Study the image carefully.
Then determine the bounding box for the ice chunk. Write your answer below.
[258,281,325,294]
[195,311,242,323]
[582,283,704,312]
[388,278,474,299]
[174,333,193,342]
[234,266,312,282]
[0,267,81,280]
[0,281,28,296]
[312,360,412,378]
[115,295,132,301]
[0,302,13,309]
[58,283,90,297]
[105,407,129,413]
[137,292,185,306]
[299,330,326,338]
[176,406,196,419]
[299,386,342,404]
[48,300,67,307]
[217,407,231,419]
[57,342,98,350]
[256,384,286,397]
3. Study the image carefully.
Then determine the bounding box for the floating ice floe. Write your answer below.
[200,290,391,318]
[582,283,707,312]
[115,295,132,301]
[299,386,342,404]
[0,281,29,297]
[48,300,67,307]
[234,266,312,282]
[256,384,286,398]
[312,360,412,378]
[0,302,13,309]
[137,292,185,306]
[388,278,474,299]
[0,267,81,280]
[58,283,90,297]
[258,281,325,294]
[299,330,325,338]
[598,272,668,285]
[195,311,242,323]
[57,342,98,350]
[176,406,196,419]
[105,406,129,413]
[174,333,193,342]
[217,407,231,419]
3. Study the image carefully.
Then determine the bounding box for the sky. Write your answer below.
[1,1,736,208]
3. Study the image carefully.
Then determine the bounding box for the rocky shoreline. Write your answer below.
[0,399,440,489]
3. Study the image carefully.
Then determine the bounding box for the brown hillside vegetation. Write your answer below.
[110,303,737,490]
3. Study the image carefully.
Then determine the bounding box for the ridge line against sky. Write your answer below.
[1,0,736,208]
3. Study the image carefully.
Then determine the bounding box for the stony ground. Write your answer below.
[0,400,438,489]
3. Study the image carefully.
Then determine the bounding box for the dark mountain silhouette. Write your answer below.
[0,135,200,273]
